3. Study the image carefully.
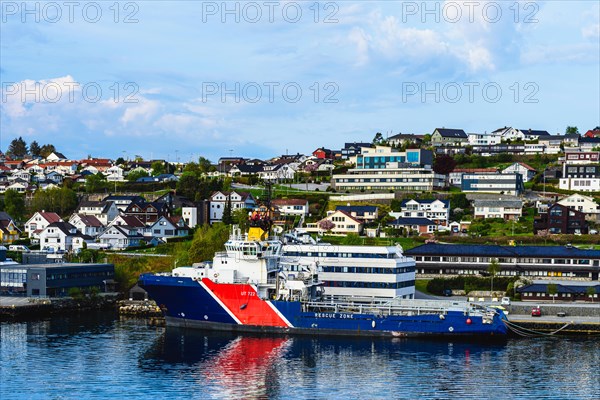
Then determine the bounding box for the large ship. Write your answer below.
[139,205,508,338]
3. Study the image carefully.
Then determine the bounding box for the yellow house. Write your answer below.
[0,213,21,244]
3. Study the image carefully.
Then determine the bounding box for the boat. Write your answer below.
[139,200,508,338]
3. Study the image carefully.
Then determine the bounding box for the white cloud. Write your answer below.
[120,99,160,125]
[582,23,600,40]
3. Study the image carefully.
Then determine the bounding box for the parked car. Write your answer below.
[8,245,30,252]
[531,306,542,317]
[501,297,511,306]
[590,229,598,235]
[442,289,453,297]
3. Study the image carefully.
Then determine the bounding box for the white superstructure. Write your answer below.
[281,241,416,299]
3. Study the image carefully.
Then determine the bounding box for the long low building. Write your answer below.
[405,243,600,280]
[0,262,115,297]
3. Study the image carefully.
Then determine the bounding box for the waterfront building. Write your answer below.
[405,243,600,280]
[517,280,600,302]
[0,260,115,297]
[449,168,498,186]
[281,244,415,299]
[272,199,309,217]
[388,217,436,234]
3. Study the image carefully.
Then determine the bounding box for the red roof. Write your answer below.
[272,199,308,206]
[452,168,499,173]
[517,162,537,171]
[39,212,62,223]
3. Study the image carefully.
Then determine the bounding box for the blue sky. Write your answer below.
[1,1,599,162]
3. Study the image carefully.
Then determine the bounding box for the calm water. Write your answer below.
[1,312,599,399]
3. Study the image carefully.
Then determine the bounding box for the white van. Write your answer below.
[501,297,511,306]
[9,245,30,252]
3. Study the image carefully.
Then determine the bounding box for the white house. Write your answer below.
[98,225,144,250]
[396,199,450,226]
[104,165,125,182]
[473,199,523,221]
[557,194,600,221]
[502,162,537,183]
[147,216,189,238]
[45,171,64,185]
[209,191,256,224]
[271,199,309,216]
[76,201,119,225]
[8,170,31,182]
[39,222,92,252]
[305,210,363,235]
[24,211,62,239]
[69,214,105,237]
[45,151,68,162]
[109,215,146,229]
[468,132,502,146]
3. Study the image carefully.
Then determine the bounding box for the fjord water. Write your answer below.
[1,312,599,399]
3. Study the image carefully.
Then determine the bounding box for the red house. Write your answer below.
[584,127,600,138]
[312,147,334,159]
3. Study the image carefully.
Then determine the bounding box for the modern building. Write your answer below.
[281,244,416,299]
[332,147,444,192]
[559,164,600,192]
[533,203,588,235]
[340,142,372,159]
[467,132,502,146]
[0,261,115,297]
[405,243,600,280]
[449,168,498,186]
[562,151,600,165]
[461,172,524,195]
[182,201,210,228]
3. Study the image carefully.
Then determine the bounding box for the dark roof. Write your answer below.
[406,243,600,258]
[343,142,372,149]
[579,137,600,144]
[0,212,14,222]
[400,199,450,207]
[75,214,104,227]
[517,283,600,295]
[518,129,550,136]
[233,164,263,173]
[434,128,467,138]
[335,205,378,215]
[46,221,78,236]
[104,195,145,202]
[389,217,436,226]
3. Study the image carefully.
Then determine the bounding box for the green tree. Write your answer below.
[565,126,579,135]
[40,144,56,158]
[372,132,385,145]
[115,157,126,166]
[222,197,233,225]
[85,173,107,193]
[176,173,200,199]
[30,187,78,215]
[4,189,26,221]
[341,233,362,245]
[127,169,150,182]
[188,223,230,263]
[198,157,214,174]
[487,258,501,295]
[7,137,28,158]
[547,283,558,303]
[450,193,470,210]
[232,207,250,232]
[586,286,596,303]
[151,161,166,176]
[29,141,41,157]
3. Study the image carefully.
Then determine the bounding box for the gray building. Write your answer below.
[1,259,115,297]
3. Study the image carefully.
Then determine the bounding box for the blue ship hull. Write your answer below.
[139,274,508,338]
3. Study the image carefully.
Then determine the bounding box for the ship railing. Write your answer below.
[302,300,467,317]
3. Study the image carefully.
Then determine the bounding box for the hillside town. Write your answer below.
[1,125,600,302]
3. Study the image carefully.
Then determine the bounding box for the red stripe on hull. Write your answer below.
[202,278,288,327]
